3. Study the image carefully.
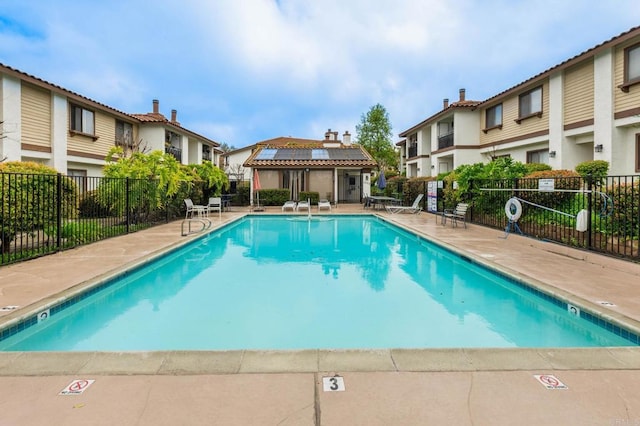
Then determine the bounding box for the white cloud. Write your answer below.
[2,0,640,148]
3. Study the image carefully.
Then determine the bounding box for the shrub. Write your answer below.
[46,221,105,245]
[257,189,291,206]
[0,162,78,254]
[78,190,113,218]
[524,163,552,174]
[575,160,609,183]
[299,191,319,205]
[234,183,251,206]
[602,180,639,238]
[519,170,581,206]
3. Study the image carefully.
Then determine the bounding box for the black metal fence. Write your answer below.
[470,175,639,261]
[1,173,183,266]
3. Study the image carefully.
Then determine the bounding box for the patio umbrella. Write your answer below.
[377,169,387,190]
[253,169,261,206]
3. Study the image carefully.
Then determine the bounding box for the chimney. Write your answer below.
[343,131,351,145]
[171,109,177,123]
[443,98,449,109]
[153,99,159,113]
[459,88,466,102]
[325,128,332,140]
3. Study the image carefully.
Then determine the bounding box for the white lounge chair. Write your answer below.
[184,198,207,218]
[296,200,310,211]
[385,194,424,214]
[442,203,469,228]
[318,199,331,212]
[207,197,222,215]
[282,200,297,211]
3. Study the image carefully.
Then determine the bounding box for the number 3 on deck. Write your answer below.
[322,376,345,392]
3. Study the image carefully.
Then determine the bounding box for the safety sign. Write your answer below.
[534,374,568,390]
[59,379,95,395]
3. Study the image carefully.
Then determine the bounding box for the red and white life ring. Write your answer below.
[505,197,523,222]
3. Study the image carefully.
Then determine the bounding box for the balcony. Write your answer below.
[165,145,182,162]
[438,132,454,150]
[202,148,212,161]
[408,145,418,158]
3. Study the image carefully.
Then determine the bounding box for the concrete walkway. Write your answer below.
[1,204,640,425]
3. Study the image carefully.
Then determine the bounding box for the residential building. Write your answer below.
[399,25,640,176]
[0,63,220,177]
[240,129,377,204]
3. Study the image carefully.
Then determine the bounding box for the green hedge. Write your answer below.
[256,189,291,206]
[299,191,320,204]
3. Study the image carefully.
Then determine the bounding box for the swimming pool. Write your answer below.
[0,215,636,351]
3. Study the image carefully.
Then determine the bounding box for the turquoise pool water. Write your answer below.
[0,215,635,351]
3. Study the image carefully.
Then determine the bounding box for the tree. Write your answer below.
[190,161,230,201]
[355,104,397,170]
[0,161,78,253]
[99,147,193,219]
[218,142,236,153]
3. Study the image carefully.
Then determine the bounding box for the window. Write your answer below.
[67,169,87,193]
[70,104,95,135]
[517,86,542,122]
[621,43,640,92]
[485,104,503,130]
[527,149,549,164]
[115,120,133,147]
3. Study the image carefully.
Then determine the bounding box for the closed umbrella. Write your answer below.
[253,169,262,206]
[377,169,387,191]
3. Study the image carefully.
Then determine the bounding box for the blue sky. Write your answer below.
[1,1,639,149]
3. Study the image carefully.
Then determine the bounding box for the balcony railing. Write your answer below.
[165,145,182,162]
[202,150,212,161]
[408,145,418,158]
[438,132,454,150]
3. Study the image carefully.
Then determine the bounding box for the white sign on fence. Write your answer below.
[538,179,555,192]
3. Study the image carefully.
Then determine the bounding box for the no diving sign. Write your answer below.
[534,374,568,390]
[59,379,95,395]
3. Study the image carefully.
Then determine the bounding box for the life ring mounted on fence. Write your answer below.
[505,197,523,222]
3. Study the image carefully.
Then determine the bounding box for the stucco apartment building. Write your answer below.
[0,63,221,178]
[398,25,640,177]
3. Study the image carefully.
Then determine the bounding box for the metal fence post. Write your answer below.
[56,173,62,251]
[586,175,593,250]
[126,177,130,234]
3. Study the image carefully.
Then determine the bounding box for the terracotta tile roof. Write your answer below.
[130,113,168,123]
[244,140,377,168]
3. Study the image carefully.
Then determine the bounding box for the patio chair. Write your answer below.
[385,194,424,214]
[318,199,332,212]
[184,198,207,218]
[442,203,469,228]
[282,200,297,211]
[207,197,222,215]
[296,200,310,212]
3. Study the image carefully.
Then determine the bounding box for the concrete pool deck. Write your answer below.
[1,204,640,425]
